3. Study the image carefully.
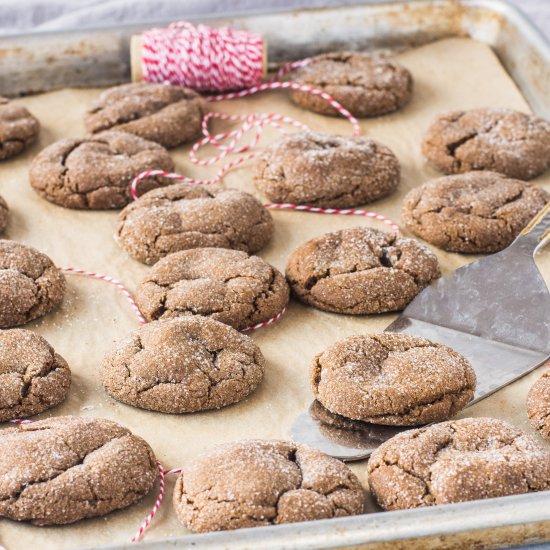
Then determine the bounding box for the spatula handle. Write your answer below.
[519,202,550,250]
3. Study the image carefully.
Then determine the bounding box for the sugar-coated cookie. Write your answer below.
[173,439,364,532]
[367,417,550,510]
[102,317,265,413]
[254,131,400,208]
[285,227,440,314]
[422,108,550,180]
[136,248,289,330]
[287,52,412,118]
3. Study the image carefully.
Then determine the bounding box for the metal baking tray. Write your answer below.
[1,1,550,549]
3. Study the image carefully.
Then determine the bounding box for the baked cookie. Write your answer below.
[527,370,550,440]
[285,226,440,314]
[0,416,157,525]
[0,195,8,233]
[401,172,550,253]
[254,132,400,208]
[102,317,265,413]
[422,108,550,180]
[136,248,289,330]
[84,82,206,148]
[312,333,475,426]
[173,439,364,532]
[0,240,65,328]
[0,329,71,422]
[367,417,550,510]
[287,52,412,118]
[29,131,175,209]
[116,184,274,265]
[0,97,40,160]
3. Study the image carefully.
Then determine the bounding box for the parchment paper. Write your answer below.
[1,37,549,550]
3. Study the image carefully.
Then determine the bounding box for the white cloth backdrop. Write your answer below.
[0,0,547,37]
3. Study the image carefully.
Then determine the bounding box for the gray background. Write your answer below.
[0,0,548,38]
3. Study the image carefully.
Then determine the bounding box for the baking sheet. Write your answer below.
[0,37,549,550]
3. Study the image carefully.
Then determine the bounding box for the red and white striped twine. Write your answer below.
[130,169,400,234]
[59,266,284,333]
[142,21,264,92]
[131,462,182,543]
[60,267,147,325]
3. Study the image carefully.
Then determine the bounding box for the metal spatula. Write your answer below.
[291,202,550,461]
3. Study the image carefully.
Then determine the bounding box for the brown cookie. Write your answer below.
[312,333,476,426]
[0,195,8,233]
[0,415,157,525]
[285,227,440,314]
[136,248,289,331]
[173,439,364,533]
[401,172,550,253]
[287,52,412,118]
[29,131,175,209]
[116,184,274,265]
[0,240,65,328]
[102,317,265,413]
[254,131,400,208]
[367,417,550,510]
[0,97,40,160]
[527,370,550,440]
[0,329,71,422]
[422,108,550,180]
[84,82,206,148]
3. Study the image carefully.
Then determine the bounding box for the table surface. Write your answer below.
[0,0,548,38]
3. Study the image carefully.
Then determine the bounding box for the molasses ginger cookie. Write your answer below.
[29,131,175,209]
[287,52,412,118]
[0,416,157,525]
[0,195,8,233]
[0,97,40,160]
[84,82,206,148]
[117,183,274,264]
[401,172,550,253]
[102,317,265,413]
[367,417,550,511]
[285,226,440,315]
[254,132,400,208]
[0,240,65,328]
[173,439,364,532]
[136,248,289,330]
[312,333,475,426]
[0,329,71,422]
[422,108,550,179]
[527,370,550,440]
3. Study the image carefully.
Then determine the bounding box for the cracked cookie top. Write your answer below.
[0,329,71,422]
[401,171,550,253]
[421,108,550,180]
[29,131,175,210]
[84,82,206,148]
[287,51,413,118]
[254,131,400,208]
[527,371,550,440]
[102,317,265,413]
[312,333,476,426]
[0,195,8,233]
[173,439,364,532]
[0,97,40,161]
[116,184,274,265]
[285,226,440,315]
[135,248,289,331]
[367,417,550,510]
[0,240,65,328]
[0,415,157,525]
